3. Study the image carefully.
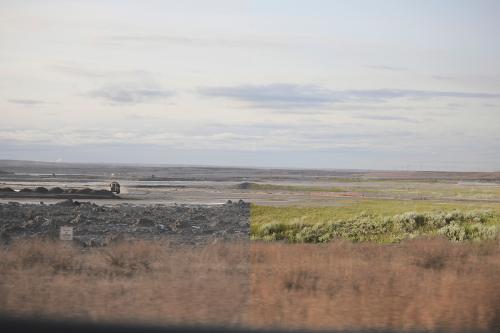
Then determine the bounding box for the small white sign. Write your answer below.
[59,226,73,241]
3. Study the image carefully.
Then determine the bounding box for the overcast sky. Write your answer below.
[1,0,500,171]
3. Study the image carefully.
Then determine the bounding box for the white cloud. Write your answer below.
[88,84,175,104]
[1,1,500,170]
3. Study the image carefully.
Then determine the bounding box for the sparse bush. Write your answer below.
[416,253,447,270]
[438,222,467,241]
[2,238,83,273]
[438,223,498,242]
[393,212,426,232]
[102,240,162,275]
[283,269,320,292]
[252,209,500,243]
[256,222,288,240]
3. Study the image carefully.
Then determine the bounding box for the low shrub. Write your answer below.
[438,223,498,242]
[252,209,499,243]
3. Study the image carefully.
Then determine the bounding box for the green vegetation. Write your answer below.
[251,200,500,243]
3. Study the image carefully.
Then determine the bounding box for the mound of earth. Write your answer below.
[35,187,49,193]
[236,182,254,189]
[0,187,118,199]
[0,200,250,246]
[76,188,92,194]
[48,187,64,194]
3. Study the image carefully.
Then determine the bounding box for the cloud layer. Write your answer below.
[7,99,49,106]
[88,84,174,104]
[198,84,500,109]
[2,1,500,170]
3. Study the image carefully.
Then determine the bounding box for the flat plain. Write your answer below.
[1,159,500,331]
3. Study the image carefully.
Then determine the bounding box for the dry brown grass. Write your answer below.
[0,239,250,327]
[1,238,500,331]
[248,238,500,331]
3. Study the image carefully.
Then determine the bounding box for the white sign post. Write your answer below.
[59,226,73,241]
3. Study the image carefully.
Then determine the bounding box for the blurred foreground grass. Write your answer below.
[1,238,499,331]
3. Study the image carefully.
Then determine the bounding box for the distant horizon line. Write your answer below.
[0,158,498,174]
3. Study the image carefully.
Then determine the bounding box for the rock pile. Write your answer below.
[0,199,250,246]
[0,187,118,199]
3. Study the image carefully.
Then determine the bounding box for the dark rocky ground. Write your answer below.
[0,199,250,246]
[0,186,119,199]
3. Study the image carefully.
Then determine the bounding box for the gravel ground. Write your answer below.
[0,199,250,246]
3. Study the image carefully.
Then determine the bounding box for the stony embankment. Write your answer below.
[0,199,250,246]
[0,187,119,199]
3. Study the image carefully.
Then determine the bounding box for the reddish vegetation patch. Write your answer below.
[0,239,250,326]
[248,239,500,331]
[0,238,499,331]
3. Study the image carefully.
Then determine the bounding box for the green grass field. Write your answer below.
[251,199,500,243]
